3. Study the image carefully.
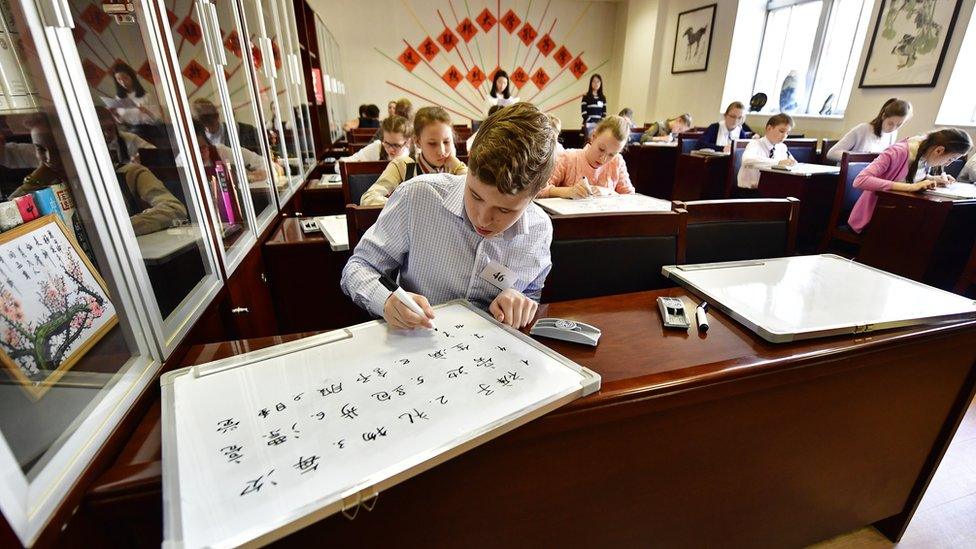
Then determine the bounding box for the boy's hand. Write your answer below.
[489,289,539,329]
[778,158,797,167]
[383,292,435,330]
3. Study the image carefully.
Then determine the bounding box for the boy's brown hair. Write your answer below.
[725,101,745,113]
[766,113,794,128]
[469,102,557,195]
[394,98,413,120]
[380,114,412,138]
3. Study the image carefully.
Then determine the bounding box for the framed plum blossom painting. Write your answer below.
[0,215,117,399]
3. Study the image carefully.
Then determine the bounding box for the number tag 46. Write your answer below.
[479,260,516,291]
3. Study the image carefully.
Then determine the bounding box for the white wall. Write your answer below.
[309,0,621,128]
[617,0,976,140]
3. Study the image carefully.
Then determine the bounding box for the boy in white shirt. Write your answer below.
[335,115,412,172]
[738,113,796,193]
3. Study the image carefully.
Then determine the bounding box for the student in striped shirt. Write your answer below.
[581,74,607,136]
[341,103,558,330]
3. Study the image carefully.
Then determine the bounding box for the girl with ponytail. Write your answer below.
[848,128,972,232]
[826,98,912,162]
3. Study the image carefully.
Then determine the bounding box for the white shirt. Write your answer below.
[487,95,519,108]
[341,173,553,317]
[738,137,791,189]
[335,140,409,173]
[112,94,160,126]
[826,122,898,163]
[716,121,745,147]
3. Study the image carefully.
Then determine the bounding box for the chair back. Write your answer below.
[726,140,752,197]
[783,138,818,164]
[820,139,839,164]
[542,210,687,302]
[340,160,388,205]
[678,198,799,264]
[348,128,376,144]
[944,156,968,178]
[818,152,878,251]
[956,242,976,295]
[345,204,384,250]
[677,132,704,154]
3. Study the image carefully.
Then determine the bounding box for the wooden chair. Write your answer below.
[345,204,383,250]
[955,243,976,295]
[348,142,369,154]
[820,139,839,164]
[676,198,799,264]
[818,152,878,253]
[677,132,704,154]
[347,128,377,144]
[453,125,473,142]
[542,209,687,303]
[340,160,389,205]
[783,138,818,164]
[725,140,752,198]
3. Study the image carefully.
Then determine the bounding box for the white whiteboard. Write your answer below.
[663,255,976,343]
[314,215,348,251]
[161,301,599,548]
[534,193,672,217]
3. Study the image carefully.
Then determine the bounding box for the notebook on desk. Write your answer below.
[534,193,672,216]
[766,163,839,176]
[925,182,976,200]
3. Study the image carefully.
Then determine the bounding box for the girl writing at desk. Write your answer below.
[537,115,633,198]
[848,128,972,233]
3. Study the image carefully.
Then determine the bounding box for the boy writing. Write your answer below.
[341,102,557,330]
[737,113,796,193]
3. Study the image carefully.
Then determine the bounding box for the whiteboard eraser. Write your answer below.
[530,318,601,346]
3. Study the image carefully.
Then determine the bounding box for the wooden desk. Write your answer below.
[858,190,976,291]
[84,289,976,547]
[758,167,840,252]
[622,143,680,199]
[262,218,369,333]
[298,177,345,216]
[673,152,730,200]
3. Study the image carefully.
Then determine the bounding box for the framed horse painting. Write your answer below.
[672,3,716,74]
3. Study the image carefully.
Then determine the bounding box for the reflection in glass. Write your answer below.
[70,0,213,318]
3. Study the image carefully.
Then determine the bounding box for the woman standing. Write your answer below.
[487,70,519,108]
[581,74,606,136]
[109,62,160,127]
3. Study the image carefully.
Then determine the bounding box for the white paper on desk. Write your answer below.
[926,182,976,200]
[535,193,672,215]
[768,163,839,175]
[101,95,137,110]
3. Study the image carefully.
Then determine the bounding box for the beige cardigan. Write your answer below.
[360,155,467,206]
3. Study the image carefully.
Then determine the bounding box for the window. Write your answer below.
[751,0,874,116]
[937,5,976,125]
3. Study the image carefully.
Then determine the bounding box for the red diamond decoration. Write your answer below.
[72,26,87,43]
[569,55,588,79]
[500,9,521,33]
[177,16,203,45]
[137,61,155,83]
[251,43,263,70]
[476,8,496,32]
[553,46,572,68]
[82,59,106,86]
[517,23,537,46]
[418,36,440,62]
[442,65,464,89]
[398,44,421,71]
[80,4,111,34]
[271,40,282,69]
[166,8,178,26]
[536,34,556,56]
[456,17,478,42]
[437,28,459,52]
[224,30,242,58]
[183,59,211,88]
[510,67,529,89]
[466,65,486,88]
[531,67,550,89]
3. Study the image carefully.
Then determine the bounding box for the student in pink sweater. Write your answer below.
[537,115,633,198]
[848,128,971,233]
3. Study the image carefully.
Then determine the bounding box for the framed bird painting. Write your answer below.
[672,4,716,74]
